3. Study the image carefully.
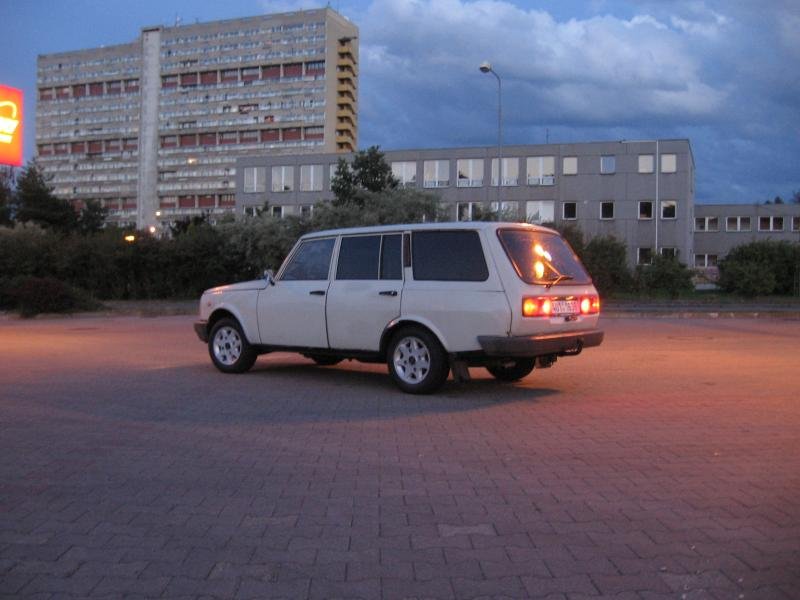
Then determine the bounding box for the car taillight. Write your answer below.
[522,295,600,317]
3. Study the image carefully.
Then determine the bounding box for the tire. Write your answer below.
[208,317,257,374]
[306,354,342,366]
[486,358,535,382]
[387,327,449,394]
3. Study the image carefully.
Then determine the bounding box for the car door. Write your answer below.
[257,236,335,348]
[326,233,403,351]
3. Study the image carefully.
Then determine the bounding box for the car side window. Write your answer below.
[412,230,489,281]
[281,238,335,281]
[380,234,402,280]
[337,235,381,280]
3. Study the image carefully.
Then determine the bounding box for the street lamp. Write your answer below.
[479,61,502,206]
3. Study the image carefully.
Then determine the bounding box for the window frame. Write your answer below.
[600,201,614,220]
[299,164,323,192]
[660,200,677,220]
[456,158,484,188]
[600,155,616,175]
[271,165,294,192]
[638,201,653,220]
[423,159,450,188]
[661,153,677,173]
[562,156,577,176]
[243,166,266,193]
[562,202,577,220]
[526,156,555,186]
[638,154,654,174]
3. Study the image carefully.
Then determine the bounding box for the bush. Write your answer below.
[718,241,800,296]
[582,236,632,296]
[1,276,100,317]
[635,254,694,298]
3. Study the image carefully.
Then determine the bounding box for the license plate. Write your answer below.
[552,300,579,315]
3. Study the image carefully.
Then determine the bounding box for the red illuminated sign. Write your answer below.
[0,85,23,167]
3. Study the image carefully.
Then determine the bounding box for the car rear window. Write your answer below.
[412,230,488,281]
[497,228,591,285]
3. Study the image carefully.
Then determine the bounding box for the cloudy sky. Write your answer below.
[2,0,798,204]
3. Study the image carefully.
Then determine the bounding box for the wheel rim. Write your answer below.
[212,326,242,366]
[392,335,431,385]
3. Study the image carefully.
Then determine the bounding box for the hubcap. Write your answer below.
[392,335,431,385]
[212,326,242,366]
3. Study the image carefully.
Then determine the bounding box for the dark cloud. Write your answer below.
[355,0,799,202]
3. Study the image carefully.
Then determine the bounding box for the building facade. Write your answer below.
[35,8,358,230]
[236,139,695,267]
[693,203,800,272]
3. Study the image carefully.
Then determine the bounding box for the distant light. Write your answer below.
[155,210,162,217]
[124,234,136,243]
[148,225,157,234]
[187,157,197,164]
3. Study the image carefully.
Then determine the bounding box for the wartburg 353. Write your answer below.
[194,222,603,393]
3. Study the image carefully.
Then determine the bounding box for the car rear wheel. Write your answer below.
[208,318,257,374]
[486,358,535,382]
[387,327,449,394]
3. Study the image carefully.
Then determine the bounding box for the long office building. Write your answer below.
[35,8,358,230]
[236,139,697,267]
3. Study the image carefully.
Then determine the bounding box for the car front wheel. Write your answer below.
[208,318,257,374]
[387,327,449,394]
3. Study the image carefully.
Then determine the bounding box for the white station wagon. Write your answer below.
[194,222,603,393]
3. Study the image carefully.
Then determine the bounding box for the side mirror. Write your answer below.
[263,269,276,285]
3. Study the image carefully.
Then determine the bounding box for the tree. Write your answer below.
[15,161,77,233]
[331,146,398,207]
[77,199,108,235]
[792,190,800,203]
[0,167,15,226]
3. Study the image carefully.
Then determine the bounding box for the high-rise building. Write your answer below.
[35,8,358,230]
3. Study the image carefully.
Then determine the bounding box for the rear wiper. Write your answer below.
[545,274,574,289]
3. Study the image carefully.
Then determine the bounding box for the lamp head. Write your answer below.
[479,61,492,73]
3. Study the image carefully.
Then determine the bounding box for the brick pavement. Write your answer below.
[0,316,798,598]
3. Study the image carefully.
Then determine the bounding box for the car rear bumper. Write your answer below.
[194,320,209,342]
[477,329,604,357]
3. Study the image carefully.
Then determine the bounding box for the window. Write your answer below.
[391,161,416,188]
[600,155,616,175]
[639,201,653,220]
[423,160,449,188]
[726,216,751,232]
[329,163,342,189]
[270,206,284,218]
[638,154,654,174]
[300,164,323,192]
[661,153,677,173]
[412,231,488,281]
[281,238,335,281]
[526,156,555,186]
[490,201,516,218]
[695,217,719,232]
[300,204,313,218]
[759,216,784,232]
[793,216,800,232]
[660,247,677,259]
[526,201,554,224]
[600,202,614,220]
[272,166,294,192]
[563,202,577,220]
[661,200,677,219]
[336,234,402,281]
[491,157,519,186]
[637,248,653,265]
[563,156,577,175]
[498,229,592,286]
[694,254,718,268]
[456,159,483,187]
[380,235,403,280]
[457,202,483,221]
[243,167,266,193]
[337,235,381,280]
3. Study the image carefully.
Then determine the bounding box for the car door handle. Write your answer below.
[309,290,326,296]
[379,290,398,297]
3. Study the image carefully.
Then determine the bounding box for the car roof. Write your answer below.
[300,221,555,240]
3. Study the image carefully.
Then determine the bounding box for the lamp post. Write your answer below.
[479,61,502,207]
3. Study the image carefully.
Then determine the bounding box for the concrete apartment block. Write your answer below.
[35,8,358,230]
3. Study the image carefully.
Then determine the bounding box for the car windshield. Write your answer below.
[497,228,592,286]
